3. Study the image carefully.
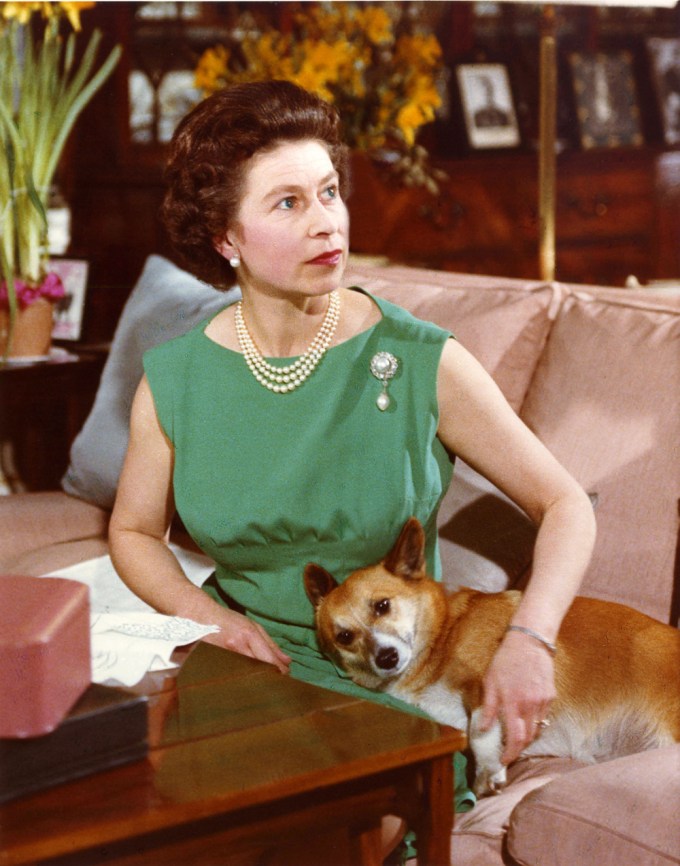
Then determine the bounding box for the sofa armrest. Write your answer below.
[507,745,680,866]
[0,492,109,574]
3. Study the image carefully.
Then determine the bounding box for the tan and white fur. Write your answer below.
[304,517,680,796]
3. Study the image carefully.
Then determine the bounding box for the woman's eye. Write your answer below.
[324,184,338,200]
[336,630,354,646]
[374,599,390,617]
[277,197,295,210]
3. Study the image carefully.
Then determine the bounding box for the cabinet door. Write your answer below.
[348,153,539,278]
[555,153,655,285]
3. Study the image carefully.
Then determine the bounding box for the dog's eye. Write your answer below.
[336,630,354,646]
[374,598,390,617]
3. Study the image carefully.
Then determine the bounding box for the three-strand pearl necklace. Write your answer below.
[234,291,341,393]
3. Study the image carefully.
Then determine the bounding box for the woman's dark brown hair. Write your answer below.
[161,80,350,289]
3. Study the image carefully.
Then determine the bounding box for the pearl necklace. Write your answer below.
[234,291,341,393]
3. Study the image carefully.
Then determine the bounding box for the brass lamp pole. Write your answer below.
[538,5,558,282]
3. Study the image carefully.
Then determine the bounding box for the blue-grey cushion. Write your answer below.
[62,255,240,508]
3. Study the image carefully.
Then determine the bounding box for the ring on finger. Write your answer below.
[535,718,551,729]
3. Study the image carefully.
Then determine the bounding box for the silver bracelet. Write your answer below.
[506,625,557,656]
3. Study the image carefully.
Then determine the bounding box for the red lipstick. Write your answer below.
[308,250,343,266]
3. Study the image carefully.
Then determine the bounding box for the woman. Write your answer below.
[109,80,595,816]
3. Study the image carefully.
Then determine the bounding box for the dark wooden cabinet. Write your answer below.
[348,147,677,286]
[348,152,540,278]
[0,352,107,491]
[554,150,656,285]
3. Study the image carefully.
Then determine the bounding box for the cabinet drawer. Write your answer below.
[556,163,653,241]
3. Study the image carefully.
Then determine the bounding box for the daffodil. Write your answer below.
[194,2,444,191]
[355,6,392,46]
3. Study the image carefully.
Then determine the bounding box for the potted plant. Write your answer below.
[0,1,121,359]
[194,2,445,192]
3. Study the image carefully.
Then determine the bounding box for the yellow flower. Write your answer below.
[58,2,95,32]
[195,45,230,93]
[1,2,93,29]
[293,67,333,102]
[1,3,43,24]
[395,33,442,70]
[254,32,287,73]
[354,5,392,46]
[408,75,442,110]
[396,102,425,146]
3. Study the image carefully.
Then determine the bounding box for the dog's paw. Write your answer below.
[473,765,508,798]
[469,710,507,797]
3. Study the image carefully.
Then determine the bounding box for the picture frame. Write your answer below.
[569,51,644,149]
[646,37,680,147]
[49,259,89,341]
[455,63,521,150]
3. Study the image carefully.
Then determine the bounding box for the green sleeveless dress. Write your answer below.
[144,287,475,812]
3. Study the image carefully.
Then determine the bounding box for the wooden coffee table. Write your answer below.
[1,642,466,866]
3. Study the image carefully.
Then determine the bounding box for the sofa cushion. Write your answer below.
[345,262,559,411]
[450,756,587,866]
[0,491,109,574]
[62,256,240,509]
[519,290,680,623]
[438,461,538,593]
[506,745,680,866]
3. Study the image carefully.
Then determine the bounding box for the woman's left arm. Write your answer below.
[436,339,596,764]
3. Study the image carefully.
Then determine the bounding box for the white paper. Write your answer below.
[47,544,214,614]
[44,545,219,687]
[89,613,220,687]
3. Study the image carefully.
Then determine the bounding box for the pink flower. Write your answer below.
[0,272,66,310]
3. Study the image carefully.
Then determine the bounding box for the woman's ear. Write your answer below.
[214,236,241,269]
[214,237,235,259]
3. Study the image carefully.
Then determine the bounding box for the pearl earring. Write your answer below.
[229,254,240,268]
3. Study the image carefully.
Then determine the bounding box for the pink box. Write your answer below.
[0,576,91,738]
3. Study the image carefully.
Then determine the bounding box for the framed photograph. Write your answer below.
[647,37,680,146]
[569,51,644,149]
[49,259,89,341]
[455,63,521,150]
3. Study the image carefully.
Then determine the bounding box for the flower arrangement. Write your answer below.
[194,2,445,191]
[0,1,120,355]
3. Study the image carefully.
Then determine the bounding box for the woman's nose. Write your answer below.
[308,198,339,235]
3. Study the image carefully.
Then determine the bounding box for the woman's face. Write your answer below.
[218,139,349,301]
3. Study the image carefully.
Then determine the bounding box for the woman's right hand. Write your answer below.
[203,607,292,674]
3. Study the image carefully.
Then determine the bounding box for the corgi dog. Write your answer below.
[304,517,680,797]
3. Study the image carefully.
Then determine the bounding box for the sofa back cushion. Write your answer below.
[437,460,539,593]
[62,256,240,509]
[520,290,680,623]
[345,262,558,412]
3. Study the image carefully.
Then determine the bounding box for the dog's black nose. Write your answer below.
[376,647,399,670]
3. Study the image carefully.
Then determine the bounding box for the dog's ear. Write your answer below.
[383,517,426,579]
[304,564,339,609]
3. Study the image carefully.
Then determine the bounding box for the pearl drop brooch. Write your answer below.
[235,291,341,393]
[370,351,399,410]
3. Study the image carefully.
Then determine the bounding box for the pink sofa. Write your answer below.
[1,257,679,866]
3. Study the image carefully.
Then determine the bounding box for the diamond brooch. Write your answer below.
[370,351,399,411]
